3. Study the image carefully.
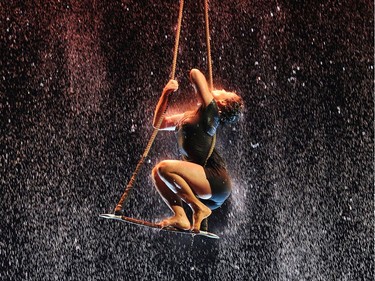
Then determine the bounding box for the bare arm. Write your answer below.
[153,80,181,131]
[157,113,185,131]
[189,68,213,107]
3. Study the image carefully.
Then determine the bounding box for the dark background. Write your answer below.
[1,0,373,280]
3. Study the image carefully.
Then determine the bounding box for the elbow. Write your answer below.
[189,68,201,82]
[152,120,163,130]
[190,68,200,75]
[152,120,159,130]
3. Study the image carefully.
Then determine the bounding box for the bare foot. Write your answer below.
[157,214,191,230]
[191,203,212,232]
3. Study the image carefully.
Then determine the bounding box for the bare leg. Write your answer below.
[152,166,191,230]
[153,160,212,231]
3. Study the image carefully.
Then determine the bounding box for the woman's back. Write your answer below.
[175,100,221,166]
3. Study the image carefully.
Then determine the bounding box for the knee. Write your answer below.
[151,165,158,180]
[152,161,172,179]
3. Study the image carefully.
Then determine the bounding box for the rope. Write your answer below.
[171,0,184,80]
[114,0,185,215]
[203,0,215,168]
[201,0,214,231]
[204,0,213,91]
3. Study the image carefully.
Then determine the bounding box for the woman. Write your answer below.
[152,68,243,232]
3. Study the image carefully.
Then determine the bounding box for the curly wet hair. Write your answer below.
[218,95,244,124]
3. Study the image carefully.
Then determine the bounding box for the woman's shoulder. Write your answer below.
[201,100,220,136]
[201,99,219,116]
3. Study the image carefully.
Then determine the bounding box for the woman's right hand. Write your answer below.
[163,79,179,96]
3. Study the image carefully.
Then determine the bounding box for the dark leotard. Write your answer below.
[175,100,231,210]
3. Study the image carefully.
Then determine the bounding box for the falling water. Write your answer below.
[1,0,373,280]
